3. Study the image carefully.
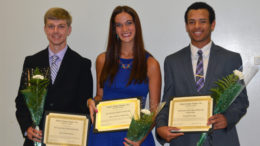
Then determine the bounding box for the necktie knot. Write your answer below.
[51,55,59,65]
[197,50,203,56]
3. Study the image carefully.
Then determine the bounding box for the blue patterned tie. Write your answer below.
[195,50,204,92]
[51,55,59,84]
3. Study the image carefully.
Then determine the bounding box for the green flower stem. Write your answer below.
[197,133,207,146]
[34,126,42,146]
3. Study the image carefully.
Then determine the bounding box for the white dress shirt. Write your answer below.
[190,41,212,81]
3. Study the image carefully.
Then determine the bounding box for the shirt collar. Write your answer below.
[48,45,68,60]
[190,41,212,58]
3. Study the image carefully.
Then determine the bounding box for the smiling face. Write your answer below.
[186,9,215,48]
[44,19,71,53]
[115,12,136,45]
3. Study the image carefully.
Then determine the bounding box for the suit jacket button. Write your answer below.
[49,103,54,107]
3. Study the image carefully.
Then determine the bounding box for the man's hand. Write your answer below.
[26,126,42,142]
[208,114,227,130]
[156,126,184,142]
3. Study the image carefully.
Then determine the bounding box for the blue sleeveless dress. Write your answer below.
[88,58,155,146]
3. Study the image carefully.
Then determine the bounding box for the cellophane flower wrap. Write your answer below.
[197,62,259,146]
[20,67,49,146]
[126,102,166,142]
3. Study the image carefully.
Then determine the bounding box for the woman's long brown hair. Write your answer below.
[100,6,148,88]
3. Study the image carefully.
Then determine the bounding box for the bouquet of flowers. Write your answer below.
[20,67,49,146]
[197,63,259,146]
[126,102,166,142]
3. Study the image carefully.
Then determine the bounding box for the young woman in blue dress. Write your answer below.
[87,6,161,146]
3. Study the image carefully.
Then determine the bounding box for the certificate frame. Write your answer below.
[94,97,141,133]
[168,96,213,132]
[43,112,89,146]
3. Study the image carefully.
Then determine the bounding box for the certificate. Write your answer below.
[43,112,89,146]
[94,97,140,132]
[168,96,213,132]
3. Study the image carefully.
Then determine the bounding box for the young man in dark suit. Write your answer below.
[15,7,93,146]
[156,2,248,146]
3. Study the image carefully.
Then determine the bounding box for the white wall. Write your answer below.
[1,0,260,145]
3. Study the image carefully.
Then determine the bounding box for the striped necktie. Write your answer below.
[51,55,59,84]
[195,50,204,92]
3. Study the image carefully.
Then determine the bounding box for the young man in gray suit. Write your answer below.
[15,8,93,146]
[156,2,248,146]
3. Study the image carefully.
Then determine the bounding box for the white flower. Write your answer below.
[233,70,244,80]
[32,75,44,80]
[141,109,151,115]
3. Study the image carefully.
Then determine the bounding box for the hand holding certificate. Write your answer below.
[94,97,140,132]
[168,96,213,132]
[43,113,89,146]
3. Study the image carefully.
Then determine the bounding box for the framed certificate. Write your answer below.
[43,112,89,146]
[168,96,213,132]
[94,97,140,133]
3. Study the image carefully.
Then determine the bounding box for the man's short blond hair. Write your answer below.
[44,7,72,26]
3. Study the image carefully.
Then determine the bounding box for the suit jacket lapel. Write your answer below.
[52,47,72,85]
[182,46,198,93]
[203,43,220,92]
[39,48,50,67]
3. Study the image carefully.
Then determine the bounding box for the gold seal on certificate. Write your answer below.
[43,112,89,146]
[94,97,140,133]
[168,96,213,132]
